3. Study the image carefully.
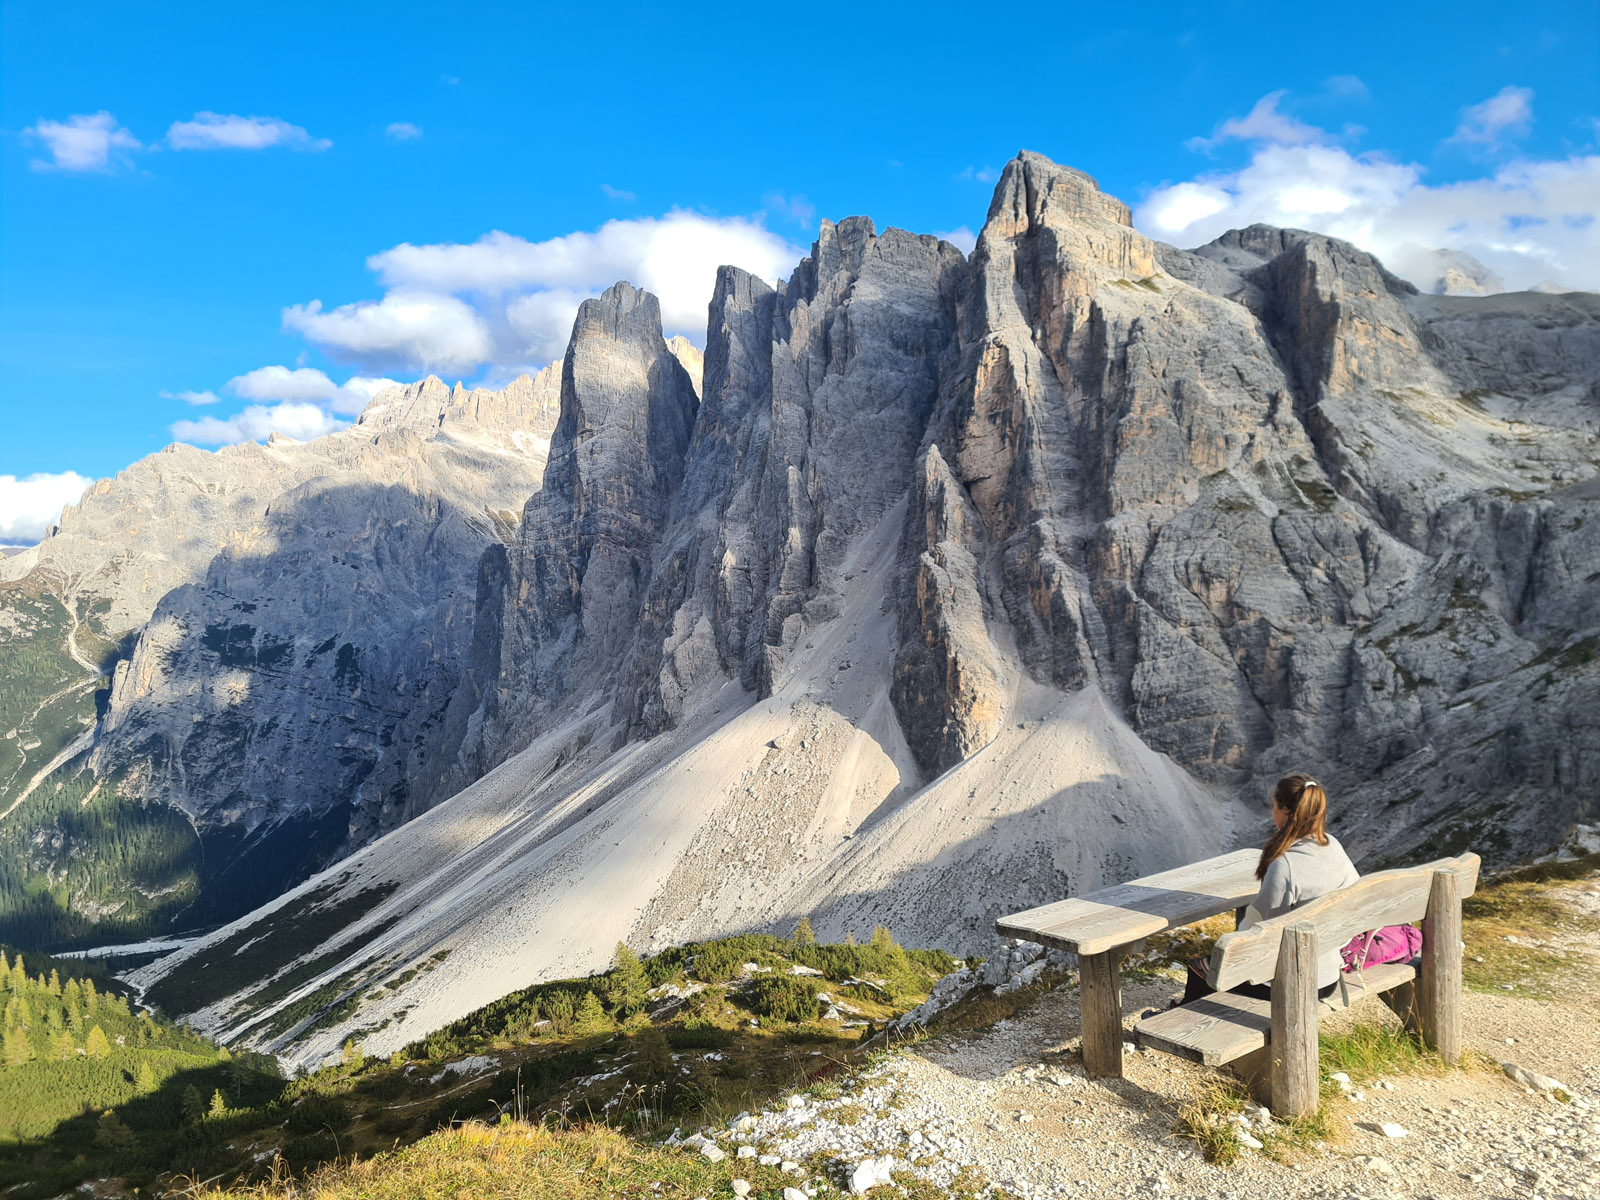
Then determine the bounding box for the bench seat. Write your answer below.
[1135,961,1416,1067]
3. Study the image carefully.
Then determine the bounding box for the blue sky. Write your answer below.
[1,0,1597,540]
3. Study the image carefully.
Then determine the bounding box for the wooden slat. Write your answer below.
[1209,854,1479,991]
[996,849,1260,955]
[1134,962,1416,1066]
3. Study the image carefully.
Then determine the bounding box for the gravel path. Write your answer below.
[712,881,1600,1200]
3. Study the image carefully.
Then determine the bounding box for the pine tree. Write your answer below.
[228,1055,250,1099]
[84,1024,110,1057]
[136,1060,157,1091]
[793,917,816,946]
[341,1039,364,1069]
[82,978,98,1015]
[181,1084,205,1123]
[50,1029,75,1060]
[575,990,609,1032]
[870,924,895,952]
[94,1110,134,1149]
[208,1089,228,1118]
[633,1025,673,1080]
[2,1025,33,1066]
[604,943,648,1019]
[46,969,61,996]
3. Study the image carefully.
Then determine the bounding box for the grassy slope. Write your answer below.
[0,930,958,1198]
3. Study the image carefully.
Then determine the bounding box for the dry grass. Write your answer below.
[184,1119,1006,1200]
[1461,853,1600,1010]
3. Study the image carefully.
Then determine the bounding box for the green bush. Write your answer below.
[743,975,822,1023]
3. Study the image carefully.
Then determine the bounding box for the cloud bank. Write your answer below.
[0,472,93,543]
[284,211,806,374]
[1136,86,1600,294]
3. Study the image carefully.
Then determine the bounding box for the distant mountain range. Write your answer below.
[1,151,1595,1068]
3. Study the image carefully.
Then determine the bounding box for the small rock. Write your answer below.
[731,1181,751,1198]
[736,1146,756,1159]
[1377,1122,1408,1139]
[1504,1062,1571,1094]
[784,1190,808,1200]
[848,1155,894,1194]
[782,1161,800,1174]
[1354,1155,1396,1176]
[758,1154,781,1166]
[1330,1072,1351,1089]
[1237,1132,1264,1150]
[700,1145,727,1162]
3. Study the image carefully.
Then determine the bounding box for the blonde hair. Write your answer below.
[1256,774,1329,880]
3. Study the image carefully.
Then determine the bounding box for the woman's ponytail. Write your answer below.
[1255,775,1330,880]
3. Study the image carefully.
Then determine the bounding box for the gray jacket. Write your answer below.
[1241,834,1360,986]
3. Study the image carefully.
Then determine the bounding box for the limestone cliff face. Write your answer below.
[889,153,1598,862]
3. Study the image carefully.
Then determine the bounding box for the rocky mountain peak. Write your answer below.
[984,151,1134,238]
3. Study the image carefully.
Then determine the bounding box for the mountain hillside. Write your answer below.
[0,371,560,946]
[118,152,1597,1070]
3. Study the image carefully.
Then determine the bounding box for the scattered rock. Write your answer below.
[849,1155,895,1194]
[1503,1062,1571,1094]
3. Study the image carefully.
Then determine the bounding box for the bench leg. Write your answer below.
[1270,923,1319,1118]
[1230,1046,1273,1107]
[1418,868,1463,1065]
[1079,950,1123,1079]
[1381,980,1420,1036]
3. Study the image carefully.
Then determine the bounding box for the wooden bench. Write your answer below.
[1134,853,1479,1116]
[997,849,1263,1079]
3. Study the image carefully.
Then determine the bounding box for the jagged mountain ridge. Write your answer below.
[0,371,562,942]
[120,152,1596,1069]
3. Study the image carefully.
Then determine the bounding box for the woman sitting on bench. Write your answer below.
[1177,775,1358,1005]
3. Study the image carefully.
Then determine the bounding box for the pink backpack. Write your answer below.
[1340,924,1423,972]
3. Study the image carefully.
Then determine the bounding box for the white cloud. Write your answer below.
[24,112,140,172]
[1137,122,1600,293]
[171,403,348,446]
[167,112,331,152]
[162,389,221,406]
[385,122,423,141]
[957,165,998,183]
[763,192,816,227]
[284,212,804,375]
[600,183,636,202]
[933,226,978,255]
[0,471,93,542]
[1450,85,1534,146]
[282,293,493,374]
[224,365,401,414]
[1185,91,1326,153]
[1322,75,1370,101]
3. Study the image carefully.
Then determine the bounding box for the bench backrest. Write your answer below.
[1207,853,1480,989]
